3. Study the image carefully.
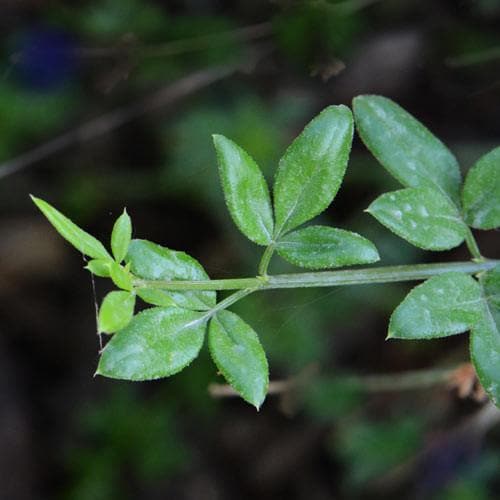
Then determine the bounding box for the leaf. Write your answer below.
[213,135,274,245]
[111,209,132,262]
[471,266,500,407]
[97,307,207,380]
[85,259,111,278]
[273,105,354,236]
[98,291,136,334]
[136,288,178,307]
[462,146,500,230]
[109,262,133,291]
[470,302,500,408]
[276,225,379,269]
[367,187,467,250]
[127,239,215,310]
[208,310,268,409]
[31,195,111,260]
[483,265,500,308]
[353,95,461,205]
[388,273,482,339]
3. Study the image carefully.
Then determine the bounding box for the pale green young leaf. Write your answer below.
[462,146,500,230]
[97,307,206,380]
[85,259,111,278]
[470,304,500,408]
[273,105,354,236]
[367,187,467,250]
[31,195,111,260]
[213,135,274,245]
[109,261,133,291]
[136,288,177,307]
[353,95,461,205]
[209,310,268,409]
[388,273,482,339]
[276,225,379,270]
[111,209,132,262]
[98,290,136,334]
[126,239,215,310]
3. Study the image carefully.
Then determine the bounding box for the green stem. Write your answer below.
[258,243,276,276]
[464,227,483,260]
[134,259,498,292]
[202,288,257,320]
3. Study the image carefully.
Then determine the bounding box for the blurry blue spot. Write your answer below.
[12,27,78,90]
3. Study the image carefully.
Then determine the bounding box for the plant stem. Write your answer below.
[209,366,457,398]
[258,243,276,276]
[202,288,257,320]
[133,259,498,291]
[464,227,483,260]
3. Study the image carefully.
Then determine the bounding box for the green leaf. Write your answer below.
[111,209,132,262]
[136,288,177,307]
[31,195,111,260]
[98,291,136,334]
[462,146,500,230]
[97,307,206,380]
[483,265,500,308]
[388,273,482,339]
[208,310,268,409]
[127,239,215,310]
[353,95,461,205]
[471,266,500,407]
[85,259,111,278]
[273,105,354,236]
[213,134,274,245]
[367,187,467,250]
[276,225,379,269]
[109,262,133,291]
[470,302,500,408]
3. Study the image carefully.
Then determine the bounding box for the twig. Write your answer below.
[70,22,273,59]
[208,366,459,399]
[0,50,267,180]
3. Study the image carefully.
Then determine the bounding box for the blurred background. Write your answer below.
[1,1,500,498]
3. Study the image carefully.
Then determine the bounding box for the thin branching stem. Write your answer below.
[133,259,498,291]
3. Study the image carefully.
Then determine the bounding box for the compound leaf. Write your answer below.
[127,239,215,310]
[97,307,207,380]
[462,146,500,230]
[367,187,467,250]
[213,135,274,245]
[98,290,136,334]
[209,310,268,409]
[111,209,132,262]
[388,273,482,339]
[273,105,353,236]
[353,95,461,205]
[31,195,111,260]
[276,225,379,269]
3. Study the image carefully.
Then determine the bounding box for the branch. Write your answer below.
[0,50,267,180]
[209,366,458,399]
[133,260,498,292]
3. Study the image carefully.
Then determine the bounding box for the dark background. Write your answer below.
[0,1,499,499]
